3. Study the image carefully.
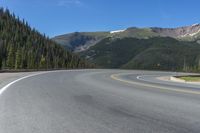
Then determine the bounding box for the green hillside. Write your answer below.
[81,37,200,72]
[0,8,91,70]
[80,38,150,68]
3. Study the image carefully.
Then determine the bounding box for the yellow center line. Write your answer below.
[110,74,200,95]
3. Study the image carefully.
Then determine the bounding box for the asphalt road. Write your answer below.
[0,69,200,133]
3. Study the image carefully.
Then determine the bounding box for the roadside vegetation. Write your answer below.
[179,76,200,82]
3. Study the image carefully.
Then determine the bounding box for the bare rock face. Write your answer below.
[151,24,200,38]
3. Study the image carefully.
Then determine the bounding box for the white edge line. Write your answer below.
[0,73,41,95]
[0,69,86,96]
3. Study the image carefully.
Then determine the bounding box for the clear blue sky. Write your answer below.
[1,0,200,37]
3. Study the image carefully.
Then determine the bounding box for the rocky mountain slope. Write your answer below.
[152,23,200,41]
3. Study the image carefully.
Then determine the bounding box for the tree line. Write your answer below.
[0,8,92,70]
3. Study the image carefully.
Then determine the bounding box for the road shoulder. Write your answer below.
[0,72,39,89]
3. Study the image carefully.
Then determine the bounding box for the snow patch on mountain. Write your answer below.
[110,29,125,34]
[192,23,200,27]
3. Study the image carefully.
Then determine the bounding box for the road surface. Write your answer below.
[0,69,200,133]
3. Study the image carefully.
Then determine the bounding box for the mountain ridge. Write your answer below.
[52,23,200,52]
[51,24,200,71]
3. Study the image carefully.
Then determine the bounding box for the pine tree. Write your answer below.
[15,48,22,69]
[6,45,15,69]
[39,55,46,69]
[0,56,2,69]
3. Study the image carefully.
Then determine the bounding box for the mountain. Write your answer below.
[52,24,200,71]
[52,24,200,52]
[52,32,109,52]
[80,37,200,71]
[0,8,91,70]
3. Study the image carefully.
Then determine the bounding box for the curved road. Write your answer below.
[0,69,200,133]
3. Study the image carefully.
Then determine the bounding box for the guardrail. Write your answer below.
[0,68,69,73]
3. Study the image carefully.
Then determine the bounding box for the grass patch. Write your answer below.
[179,76,200,82]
